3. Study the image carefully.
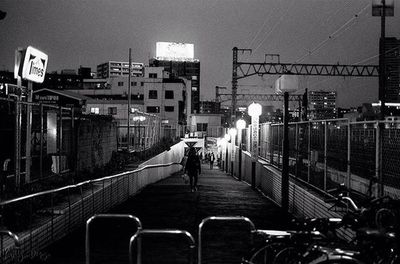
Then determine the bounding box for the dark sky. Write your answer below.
[1,0,399,107]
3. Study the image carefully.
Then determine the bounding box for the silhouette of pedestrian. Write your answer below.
[184,147,201,192]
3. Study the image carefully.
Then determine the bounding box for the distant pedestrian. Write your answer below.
[185,147,201,192]
[209,152,215,169]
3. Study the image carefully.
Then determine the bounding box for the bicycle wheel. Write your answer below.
[375,208,397,230]
[247,243,286,264]
[273,247,302,264]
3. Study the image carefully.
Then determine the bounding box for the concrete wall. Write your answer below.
[76,115,118,173]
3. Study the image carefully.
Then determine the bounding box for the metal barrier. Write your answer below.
[198,216,256,264]
[129,229,195,264]
[86,214,142,264]
[0,230,19,263]
[0,161,181,263]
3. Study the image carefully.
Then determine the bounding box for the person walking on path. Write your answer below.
[209,152,215,169]
[184,147,201,192]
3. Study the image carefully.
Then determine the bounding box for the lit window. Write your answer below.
[90,107,99,114]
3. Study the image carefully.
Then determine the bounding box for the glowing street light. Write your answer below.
[248,102,262,189]
[236,119,246,181]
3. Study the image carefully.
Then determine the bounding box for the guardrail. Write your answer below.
[0,161,182,264]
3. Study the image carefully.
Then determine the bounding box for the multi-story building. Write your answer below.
[199,101,220,114]
[384,37,400,103]
[97,61,144,78]
[149,58,200,114]
[308,90,337,120]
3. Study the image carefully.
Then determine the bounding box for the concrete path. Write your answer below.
[45,164,288,264]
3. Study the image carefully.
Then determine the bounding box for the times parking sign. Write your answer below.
[20,46,48,83]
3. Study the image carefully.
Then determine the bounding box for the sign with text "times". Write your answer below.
[18,46,48,83]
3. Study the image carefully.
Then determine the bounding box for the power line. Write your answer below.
[295,3,370,64]
[247,5,280,49]
[253,0,296,53]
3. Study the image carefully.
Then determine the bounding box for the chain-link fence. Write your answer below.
[0,98,74,200]
[258,119,400,199]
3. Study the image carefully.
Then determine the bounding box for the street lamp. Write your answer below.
[229,128,237,177]
[224,133,230,173]
[248,102,262,189]
[236,119,246,181]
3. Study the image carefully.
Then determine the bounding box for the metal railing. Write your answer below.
[0,161,181,263]
[198,216,256,264]
[129,229,195,264]
[86,214,142,264]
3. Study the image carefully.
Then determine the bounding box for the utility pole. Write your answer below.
[232,47,251,126]
[127,48,132,151]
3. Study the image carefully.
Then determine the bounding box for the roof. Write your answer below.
[34,88,91,101]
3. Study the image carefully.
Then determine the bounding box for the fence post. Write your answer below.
[376,121,383,197]
[40,104,44,179]
[324,121,328,191]
[307,122,311,183]
[270,125,273,164]
[345,121,351,189]
[295,123,299,178]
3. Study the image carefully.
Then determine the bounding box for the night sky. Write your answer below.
[1,0,399,107]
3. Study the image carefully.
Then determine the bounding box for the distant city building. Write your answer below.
[69,66,190,128]
[308,90,337,120]
[199,101,220,114]
[97,61,144,78]
[149,58,200,114]
[384,37,400,103]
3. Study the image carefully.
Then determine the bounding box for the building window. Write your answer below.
[141,82,144,86]
[165,106,174,112]
[149,73,158,78]
[149,90,158,99]
[147,106,160,113]
[132,81,137,86]
[108,107,117,115]
[90,107,100,114]
[165,90,174,99]
[118,81,124,86]
[197,123,208,132]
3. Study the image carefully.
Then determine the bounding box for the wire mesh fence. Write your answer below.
[258,119,400,199]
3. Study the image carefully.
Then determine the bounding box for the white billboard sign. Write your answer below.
[275,75,299,93]
[156,42,194,61]
[21,46,48,83]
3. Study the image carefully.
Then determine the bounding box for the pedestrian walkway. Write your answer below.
[45,164,289,264]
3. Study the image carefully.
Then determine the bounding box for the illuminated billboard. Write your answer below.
[156,42,194,61]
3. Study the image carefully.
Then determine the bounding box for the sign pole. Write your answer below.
[25,81,33,183]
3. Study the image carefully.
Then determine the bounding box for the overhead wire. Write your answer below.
[294,2,371,64]
[253,0,296,53]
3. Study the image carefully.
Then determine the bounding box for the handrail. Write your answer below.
[86,214,142,264]
[0,161,181,206]
[0,230,20,246]
[129,229,195,264]
[198,216,256,264]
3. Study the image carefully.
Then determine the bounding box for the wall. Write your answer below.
[76,115,118,173]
